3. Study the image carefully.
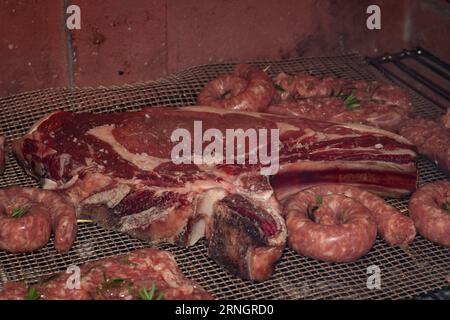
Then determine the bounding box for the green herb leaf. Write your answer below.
[332,89,345,98]
[316,195,323,205]
[344,93,360,110]
[139,282,164,300]
[332,89,360,110]
[121,257,137,266]
[102,272,125,289]
[11,206,31,218]
[221,89,232,99]
[127,284,134,295]
[274,84,286,92]
[442,202,450,213]
[156,292,165,300]
[25,287,40,300]
[307,196,324,221]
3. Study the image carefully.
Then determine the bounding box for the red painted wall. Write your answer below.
[0,0,448,96]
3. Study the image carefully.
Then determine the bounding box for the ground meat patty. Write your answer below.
[285,184,416,247]
[197,64,274,112]
[399,117,450,174]
[0,187,77,253]
[409,181,450,247]
[270,72,412,132]
[351,80,412,112]
[273,73,411,110]
[0,248,212,300]
[285,192,377,262]
[267,98,409,132]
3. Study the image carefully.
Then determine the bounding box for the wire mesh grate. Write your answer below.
[0,53,449,299]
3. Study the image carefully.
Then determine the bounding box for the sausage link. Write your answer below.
[0,201,51,253]
[197,64,274,112]
[409,181,450,247]
[0,187,77,253]
[285,192,377,262]
[289,184,416,246]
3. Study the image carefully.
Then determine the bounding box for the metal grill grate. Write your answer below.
[0,53,449,300]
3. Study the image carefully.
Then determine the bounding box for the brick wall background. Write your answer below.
[0,0,449,96]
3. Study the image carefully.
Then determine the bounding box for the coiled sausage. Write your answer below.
[0,187,77,253]
[409,181,450,247]
[289,184,416,246]
[197,64,274,112]
[0,201,51,253]
[285,192,377,262]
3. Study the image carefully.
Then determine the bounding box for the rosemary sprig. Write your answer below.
[25,287,40,300]
[330,89,360,110]
[344,93,360,110]
[139,283,164,300]
[102,272,125,290]
[307,195,323,220]
[121,257,137,266]
[221,89,232,99]
[315,195,323,205]
[442,202,450,213]
[274,83,286,92]
[330,88,345,98]
[127,284,134,295]
[11,205,31,218]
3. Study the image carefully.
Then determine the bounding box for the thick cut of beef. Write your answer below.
[13,106,417,281]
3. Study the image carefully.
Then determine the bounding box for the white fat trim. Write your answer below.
[81,184,131,208]
[278,160,416,173]
[118,205,172,232]
[188,188,228,246]
[306,147,416,157]
[87,124,165,171]
[41,178,59,190]
[41,174,79,190]
[336,123,413,144]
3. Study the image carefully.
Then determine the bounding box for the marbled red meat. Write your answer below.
[13,106,417,280]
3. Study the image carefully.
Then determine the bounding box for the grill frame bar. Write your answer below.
[367,48,450,111]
